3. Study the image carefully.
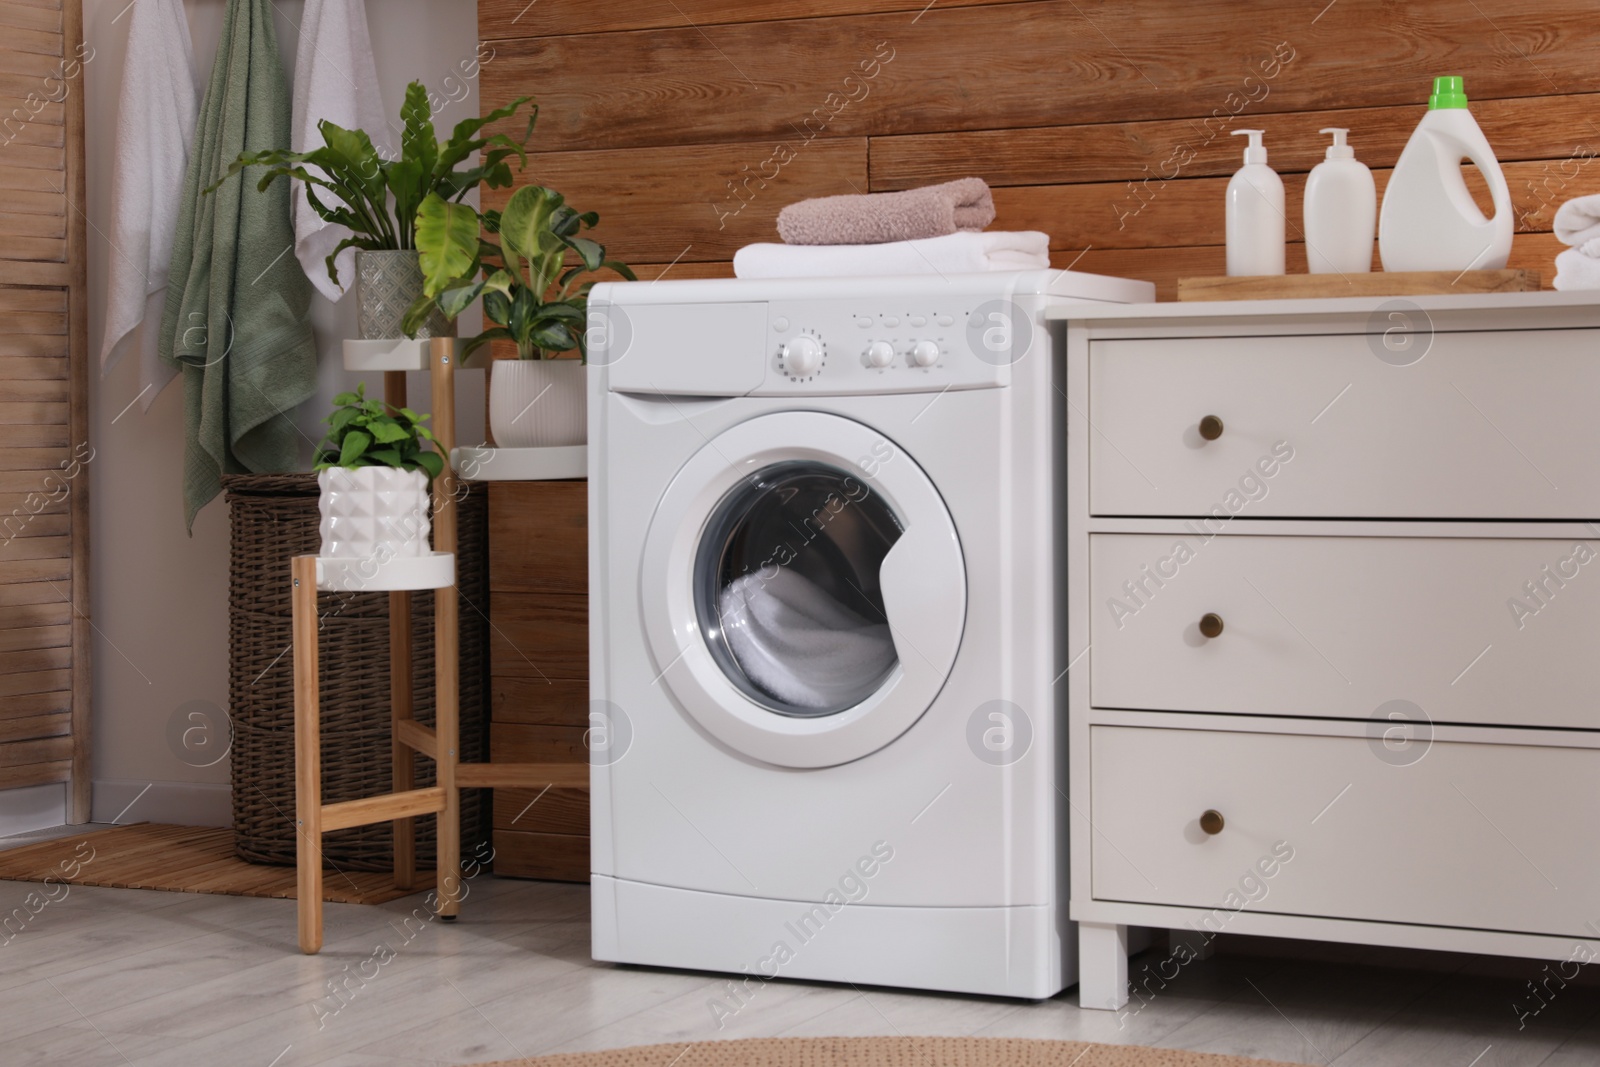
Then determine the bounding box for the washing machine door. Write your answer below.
[640,411,966,768]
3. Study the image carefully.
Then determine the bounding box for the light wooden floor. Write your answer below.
[2,842,1597,1067]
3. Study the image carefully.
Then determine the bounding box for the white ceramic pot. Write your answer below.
[317,466,431,560]
[489,358,587,448]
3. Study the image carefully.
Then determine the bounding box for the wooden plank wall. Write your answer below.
[486,481,589,881]
[0,0,89,819]
[480,0,1600,298]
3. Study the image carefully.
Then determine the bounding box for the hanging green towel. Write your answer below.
[159,0,317,531]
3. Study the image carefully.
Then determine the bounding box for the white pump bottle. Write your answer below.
[1304,128,1376,273]
[1226,129,1285,276]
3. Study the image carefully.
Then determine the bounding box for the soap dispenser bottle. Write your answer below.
[1226,129,1285,276]
[1378,76,1512,272]
[1304,128,1376,273]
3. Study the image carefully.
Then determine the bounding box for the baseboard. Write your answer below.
[0,784,67,838]
[90,780,230,827]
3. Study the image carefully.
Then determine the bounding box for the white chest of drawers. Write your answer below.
[1052,291,1600,1012]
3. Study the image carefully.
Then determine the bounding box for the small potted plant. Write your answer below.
[314,385,445,560]
[214,83,535,340]
[404,184,636,447]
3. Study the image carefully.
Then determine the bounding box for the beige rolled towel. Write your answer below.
[777,177,995,245]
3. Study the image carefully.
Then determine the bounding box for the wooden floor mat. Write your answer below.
[0,823,432,904]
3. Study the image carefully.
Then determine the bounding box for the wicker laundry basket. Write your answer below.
[223,473,489,871]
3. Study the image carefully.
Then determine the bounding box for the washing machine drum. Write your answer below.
[640,412,966,768]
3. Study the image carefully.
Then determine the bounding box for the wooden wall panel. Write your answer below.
[484,139,869,264]
[871,94,1600,190]
[493,786,587,836]
[484,2,1600,151]
[493,829,588,883]
[487,482,590,881]
[492,678,588,728]
[488,595,587,681]
[483,0,1600,301]
[481,0,999,39]
[0,0,89,819]
[487,479,587,596]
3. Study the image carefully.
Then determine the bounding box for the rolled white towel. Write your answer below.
[733,230,1050,279]
[1553,194,1600,248]
[717,568,896,710]
[1553,239,1600,290]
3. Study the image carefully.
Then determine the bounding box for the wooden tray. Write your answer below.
[1177,269,1540,302]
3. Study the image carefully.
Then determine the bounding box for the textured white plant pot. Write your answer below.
[489,358,587,448]
[317,466,431,560]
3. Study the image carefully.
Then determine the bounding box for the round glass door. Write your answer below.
[694,462,903,717]
[639,410,966,769]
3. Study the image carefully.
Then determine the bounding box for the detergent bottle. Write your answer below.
[1378,76,1512,272]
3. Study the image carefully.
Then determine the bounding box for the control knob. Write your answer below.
[909,340,940,368]
[865,341,895,368]
[783,335,823,377]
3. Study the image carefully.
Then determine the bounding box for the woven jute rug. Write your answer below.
[468,1037,1312,1067]
[0,823,430,904]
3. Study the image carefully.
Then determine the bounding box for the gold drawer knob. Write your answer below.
[1199,612,1225,638]
[1198,414,1225,440]
[1200,809,1225,835]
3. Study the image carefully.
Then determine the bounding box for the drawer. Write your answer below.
[1091,533,1600,729]
[1088,329,1600,518]
[1090,725,1600,938]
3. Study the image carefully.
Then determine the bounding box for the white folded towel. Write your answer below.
[733,231,1050,279]
[1553,239,1600,290]
[97,0,197,409]
[718,569,896,711]
[1554,194,1600,248]
[291,0,386,301]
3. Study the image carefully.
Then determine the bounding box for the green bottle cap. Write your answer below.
[1428,75,1468,110]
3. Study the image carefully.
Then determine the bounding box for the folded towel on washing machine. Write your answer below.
[733,231,1050,279]
[777,178,995,245]
[718,569,897,710]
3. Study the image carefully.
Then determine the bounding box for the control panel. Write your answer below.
[761,300,1023,395]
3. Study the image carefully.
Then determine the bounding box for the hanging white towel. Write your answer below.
[733,231,1051,279]
[97,0,197,409]
[290,0,386,301]
[718,569,897,710]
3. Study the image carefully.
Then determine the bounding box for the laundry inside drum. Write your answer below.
[695,461,903,716]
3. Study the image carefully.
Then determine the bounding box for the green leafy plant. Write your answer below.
[209,83,536,287]
[403,184,637,360]
[313,383,444,481]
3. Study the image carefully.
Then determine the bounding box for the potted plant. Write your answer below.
[214,83,535,340]
[405,184,636,447]
[313,384,445,560]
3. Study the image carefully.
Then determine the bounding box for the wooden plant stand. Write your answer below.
[291,337,586,954]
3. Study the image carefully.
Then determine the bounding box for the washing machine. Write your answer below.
[584,270,1153,999]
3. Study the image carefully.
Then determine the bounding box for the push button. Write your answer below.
[882,315,900,328]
